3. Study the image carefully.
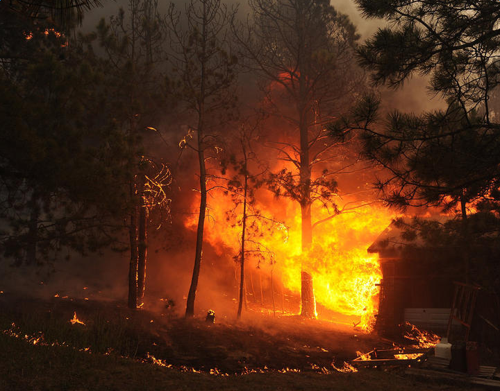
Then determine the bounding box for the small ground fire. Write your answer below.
[70,312,86,326]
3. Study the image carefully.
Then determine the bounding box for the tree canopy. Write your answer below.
[1,0,102,25]
[333,0,500,213]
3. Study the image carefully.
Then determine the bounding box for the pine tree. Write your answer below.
[234,0,363,317]
[166,0,238,318]
[0,12,134,265]
[332,0,500,283]
[335,0,500,211]
[96,0,171,309]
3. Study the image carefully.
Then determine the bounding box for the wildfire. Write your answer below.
[25,28,64,40]
[403,322,440,348]
[185,182,394,330]
[69,312,85,326]
[355,351,371,361]
[352,323,438,368]
[394,353,424,360]
[332,361,358,373]
[146,352,173,368]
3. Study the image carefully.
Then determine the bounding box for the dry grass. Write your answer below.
[0,294,485,391]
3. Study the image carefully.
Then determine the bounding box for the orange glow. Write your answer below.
[69,312,85,326]
[394,353,424,360]
[403,322,440,348]
[355,351,371,361]
[332,361,358,373]
[185,179,394,330]
[24,28,67,47]
[146,352,173,368]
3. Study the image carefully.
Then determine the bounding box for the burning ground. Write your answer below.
[0,293,486,391]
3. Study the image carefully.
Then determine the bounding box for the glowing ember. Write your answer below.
[394,353,424,360]
[209,368,229,376]
[185,184,393,330]
[3,324,44,345]
[146,353,172,368]
[403,322,440,348]
[332,361,358,373]
[69,312,85,326]
[278,367,300,373]
[356,350,371,361]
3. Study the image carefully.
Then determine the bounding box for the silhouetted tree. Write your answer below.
[1,0,102,26]
[332,0,500,283]
[0,15,131,266]
[333,1,500,212]
[234,0,364,317]
[96,0,171,309]
[166,0,238,317]
[220,124,286,319]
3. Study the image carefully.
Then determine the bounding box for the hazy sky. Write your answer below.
[333,0,385,39]
[82,0,443,114]
[82,0,382,39]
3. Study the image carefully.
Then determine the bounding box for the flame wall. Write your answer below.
[185,184,394,330]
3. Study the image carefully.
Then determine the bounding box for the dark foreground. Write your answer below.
[0,294,486,391]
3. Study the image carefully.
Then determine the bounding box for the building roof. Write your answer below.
[367,216,453,258]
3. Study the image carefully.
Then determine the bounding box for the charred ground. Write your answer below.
[0,293,486,390]
[0,293,386,372]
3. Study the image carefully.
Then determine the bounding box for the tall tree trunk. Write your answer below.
[185,0,209,318]
[128,192,138,309]
[186,119,206,317]
[186,146,206,317]
[460,190,470,284]
[237,162,248,320]
[137,178,148,305]
[300,272,315,317]
[300,202,316,318]
[299,98,316,318]
[26,192,39,265]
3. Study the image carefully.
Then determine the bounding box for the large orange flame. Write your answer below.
[185,182,394,331]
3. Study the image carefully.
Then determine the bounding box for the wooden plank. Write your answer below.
[371,348,429,358]
[478,366,497,378]
[427,356,450,366]
[353,357,425,367]
[353,359,413,367]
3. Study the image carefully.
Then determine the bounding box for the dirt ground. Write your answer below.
[0,292,397,372]
[0,293,493,390]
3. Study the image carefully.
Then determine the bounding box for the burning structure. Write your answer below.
[368,217,500,351]
[184,184,394,330]
[367,218,456,336]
